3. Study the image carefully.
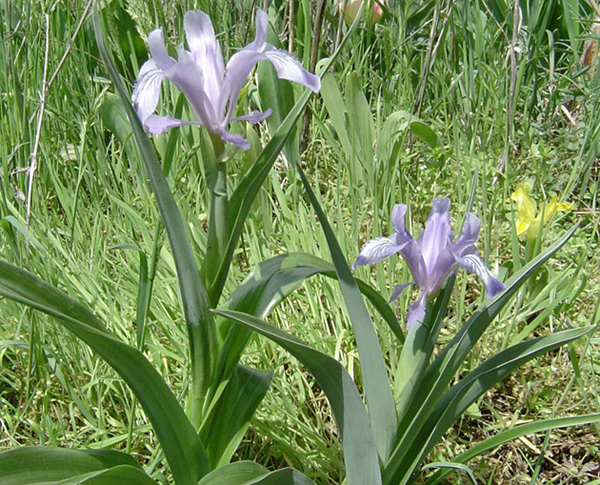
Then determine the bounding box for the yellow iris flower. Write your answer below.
[510,183,572,240]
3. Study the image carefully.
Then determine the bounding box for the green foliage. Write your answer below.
[0,0,598,484]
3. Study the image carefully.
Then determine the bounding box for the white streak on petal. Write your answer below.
[352,236,403,269]
[132,59,165,123]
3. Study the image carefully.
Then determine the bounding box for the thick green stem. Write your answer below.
[202,134,229,307]
[190,134,228,427]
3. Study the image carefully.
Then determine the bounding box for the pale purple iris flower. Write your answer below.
[132,9,321,150]
[353,198,505,328]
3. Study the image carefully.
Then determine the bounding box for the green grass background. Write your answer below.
[1,0,599,483]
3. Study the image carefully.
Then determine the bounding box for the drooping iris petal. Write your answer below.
[218,128,251,150]
[144,115,199,135]
[388,282,414,303]
[132,60,165,125]
[260,46,321,92]
[352,236,405,269]
[420,198,452,272]
[231,108,272,123]
[221,12,320,125]
[457,254,505,298]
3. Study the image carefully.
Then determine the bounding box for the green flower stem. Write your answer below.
[202,134,229,308]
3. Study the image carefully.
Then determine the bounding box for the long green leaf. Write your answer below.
[386,326,590,485]
[200,365,273,468]
[213,252,403,390]
[212,10,363,305]
[394,278,454,420]
[423,413,600,485]
[384,226,578,483]
[196,462,268,485]
[215,309,382,485]
[0,261,209,485]
[244,469,317,485]
[0,447,143,485]
[56,465,157,485]
[92,6,218,413]
[290,159,398,461]
[197,462,316,485]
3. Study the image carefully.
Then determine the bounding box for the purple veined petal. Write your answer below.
[164,61,218,130]
[451,212,481,258]
[144,115,200,135]
[424,247,457,296]
[457,254,506,298]
[219,127,251,150]
[132,59,165,124]
[352,236,405,269]
[388,282,414,303]
[231,108,272,124]
[261,45,321,92]
[420,198,453,273]
[406,292,427,329]
[148,29,175,71]
[184,10,225,108]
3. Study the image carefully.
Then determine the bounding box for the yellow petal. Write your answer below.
[511,183,537,226]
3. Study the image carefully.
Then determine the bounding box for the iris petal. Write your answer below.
[231,108,272,124]
[148,29,175,71]
[406,293,427,328]
[184,10,224,107]
[420,198,453,273]
[219,128,251,150]
[144,115,199,135]
[353,236,405,269]
[261,46,321,92]
[451,212,481,258]
[457,254,505,298]
[388,282,414,303]
[132,59,165,124]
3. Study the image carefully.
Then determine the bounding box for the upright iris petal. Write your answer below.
[132,9,321,150]
[353,198,505,328]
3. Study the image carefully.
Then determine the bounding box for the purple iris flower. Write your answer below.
[132,9,321,150]
[353,198,505,328]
